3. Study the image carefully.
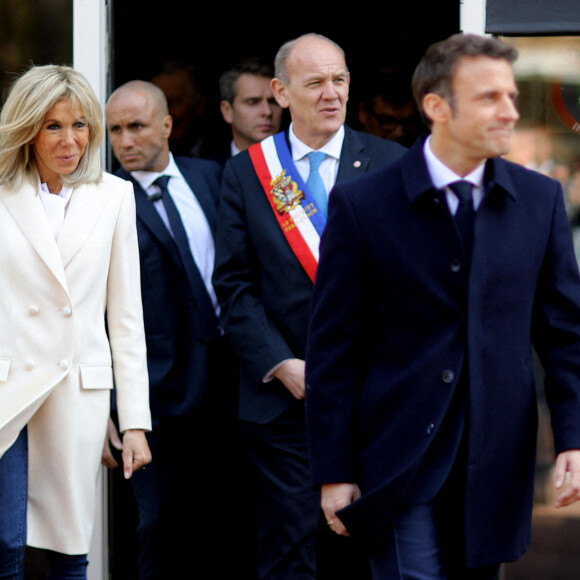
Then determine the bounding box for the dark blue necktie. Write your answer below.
[153,175,220,340]
[306,151,328,218]
[449,180,475,256]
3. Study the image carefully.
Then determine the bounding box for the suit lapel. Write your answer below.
[176,159,218,234]
[0,182,69,294]
[336,128,372,184]
[120,170,184,271]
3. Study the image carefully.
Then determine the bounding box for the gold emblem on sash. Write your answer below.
[270,170,304,214]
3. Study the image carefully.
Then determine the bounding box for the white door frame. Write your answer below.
[72,4,110,577]
[461,0,487,35]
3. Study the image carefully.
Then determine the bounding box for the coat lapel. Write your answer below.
[0,182,69,294]
[57,181,110,269]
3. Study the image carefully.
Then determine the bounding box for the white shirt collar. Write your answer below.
[39,179,74,200]
[423,135,485,191]
[131,153,181,193]
[230,140,241,157]
[288,123,345,161]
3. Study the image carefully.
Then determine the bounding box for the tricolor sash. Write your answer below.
[249,132,326,282]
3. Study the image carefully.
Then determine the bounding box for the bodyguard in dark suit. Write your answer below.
[103,80,237,579]
[212,33,404,579]
[305,34,580,579]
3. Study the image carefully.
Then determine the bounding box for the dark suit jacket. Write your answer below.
[305,136,580,566]
[213,127,405,424]
[116,156,223,422]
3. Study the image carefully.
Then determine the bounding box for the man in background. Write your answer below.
[151,61,207,157]
[357,67,423,147]
[104,80,240,579]
[219,57,283,158]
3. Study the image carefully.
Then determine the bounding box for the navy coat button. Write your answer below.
[450,259,461,272]
[426,423,435,435]
[442,369,455,383]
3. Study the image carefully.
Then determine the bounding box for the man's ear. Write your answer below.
[422,92,452,126]
[271,78,289,109]
[220,100,234,124]
[162,115,173,139]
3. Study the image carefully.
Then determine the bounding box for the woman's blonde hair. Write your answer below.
[0,64,104,189]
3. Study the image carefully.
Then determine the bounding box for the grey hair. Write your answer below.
[274,33,347,85]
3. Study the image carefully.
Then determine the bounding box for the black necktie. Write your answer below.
[153,175,220,340]
[449,180,475,256]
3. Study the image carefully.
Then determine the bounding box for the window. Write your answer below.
[0,0,72,98]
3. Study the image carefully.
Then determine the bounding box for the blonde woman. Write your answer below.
[0,65,151,579]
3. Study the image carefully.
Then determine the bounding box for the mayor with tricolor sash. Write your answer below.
[212,33,404,579]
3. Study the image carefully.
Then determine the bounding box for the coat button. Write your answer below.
[58,359,70,370]
[61,306,72,317]
[28,305,39,316]
[426,423,435,435]
[25,359,36,370]
[442,369,455,383]
[450,259,461,272]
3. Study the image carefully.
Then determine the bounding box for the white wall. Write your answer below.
[460,0,487,35]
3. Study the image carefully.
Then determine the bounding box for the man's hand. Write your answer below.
[273,358,306,400]
[321,482,361,537]
[554,449,580,508]
[102,417,123,469]
[121,429,152,479]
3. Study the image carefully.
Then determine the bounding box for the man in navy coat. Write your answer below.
[306,33,580,579]
[213,33,404,579]
[104,80,239,579]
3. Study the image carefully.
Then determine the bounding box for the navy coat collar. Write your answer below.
[402,133,518,206]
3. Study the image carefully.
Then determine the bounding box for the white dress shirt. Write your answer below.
[38,181,74,239]
[230,140,242,158]
[289,123,345,195]
[131,154,219,313]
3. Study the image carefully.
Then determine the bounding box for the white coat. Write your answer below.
[0,172,151,554]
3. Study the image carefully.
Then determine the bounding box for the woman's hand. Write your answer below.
[121,429,152,479]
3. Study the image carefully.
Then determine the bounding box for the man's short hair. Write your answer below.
[412,33,518,125]
[219,58,274,104]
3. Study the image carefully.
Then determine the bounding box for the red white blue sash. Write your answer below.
[249,132,326,282]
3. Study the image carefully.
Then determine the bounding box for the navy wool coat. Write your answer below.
[305,137,580,567]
